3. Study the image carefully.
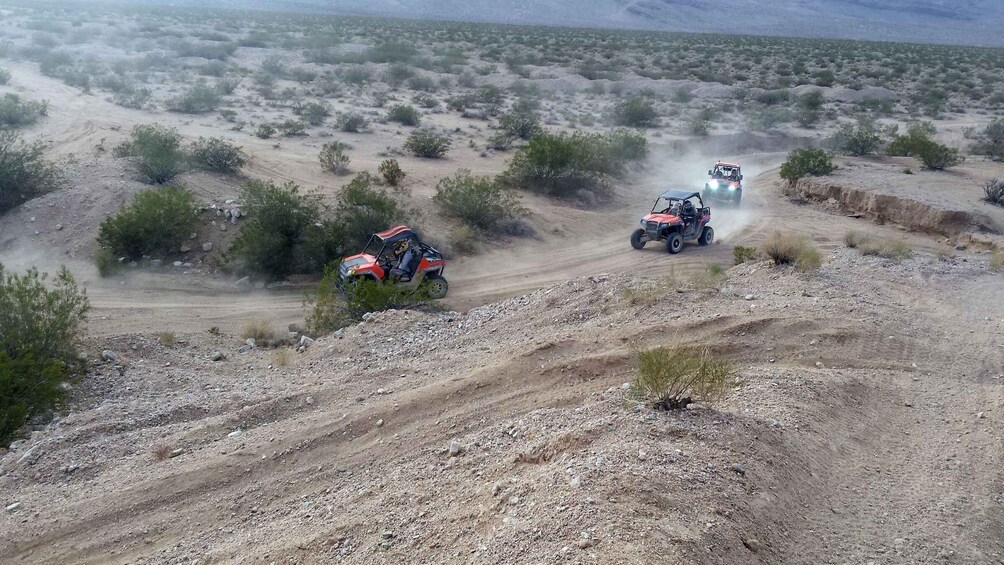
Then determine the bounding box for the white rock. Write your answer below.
[101,350,118,362]
[228,430,242,438]
[448,441,461,457]
[5,502,21,512]
[202,242,213,252]
[744,294,755,300]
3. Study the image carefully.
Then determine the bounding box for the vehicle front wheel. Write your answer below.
[630,229,647,250]
[422,274,449,299]
[666,233,684,254]
[734,190,742,206]
[698,226,714,246]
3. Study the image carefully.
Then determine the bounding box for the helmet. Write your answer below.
[394,240,410,255]
[682,200,695,214]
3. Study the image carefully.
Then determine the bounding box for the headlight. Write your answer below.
[640,219,646,226]
[707,181,718,190]
[728,185,736,190]
[347,268,356,275]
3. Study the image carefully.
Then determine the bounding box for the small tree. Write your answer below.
[319,141,350,174]
[404,129,451,158]
[612,96,659,127]
[306,266,430,334]
[633,346,735,410]
[97,186,200,260]
[378,158,406,186]
[387,104,421,126]
[433,169,527,232]
[886,121,937,156]
[115,124,187,184]
[189,137,247,174]
[0,131,60,215]
[779,148,836,184]
[228,180,322,278]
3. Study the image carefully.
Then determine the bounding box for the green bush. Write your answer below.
[336,112,369,133]
[189,137,247,174]
[306,265,430,334]
[319,141,350,174]
[229,179,326,278]
[433,169,527,232]
[294,101,330,126]
[779,148,836,184]
[335,172,411,248]
[733,245,761,265]
[0,131,60,214]
[633,346,735,410]
[115,124,187,184]
[972,119,1004,161]
[387,104,421,126]
[254,123,276,139]
[886,121,937,156]
[983,178,1004,207]
[379,158,406,186]
[97,186,199,260]
[277,119,307,137]
[917,141,964,170]
[602,129,649,163]
[612,96,659,127]
[829,120,882,156]
[0,264,88,444]
[404,129,451,158]
[498,100,541,139]
[166,81,221,113]
[0,94,48,128]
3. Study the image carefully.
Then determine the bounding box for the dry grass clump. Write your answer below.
[152,444,172,461]
[622,286,660,306]
[633,346,736,410]
[732,245,761,265]
[846,231,912,260]
[762,232,822,272]
[240,319,275,343]
[271,347,292,367]
[157,331,176,347]
[991,248,1003,272]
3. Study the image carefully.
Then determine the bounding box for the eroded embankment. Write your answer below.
[783,178,1000,238]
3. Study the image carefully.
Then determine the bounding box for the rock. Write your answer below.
[904,401,914,407]
[210,351,225,362]
[5,502,21,513]
[448,441,462,457]
[180,244,192,253]
[376,419,384,427]
[732,463,747,476]
[101,350,118,362]
[977,411,984,419]
[202,242,213,252]
[149,259,162,268]
[305,396,315,405]
[381,531,395,539]
[227,430,242,438]
[237,344,253,354]
[570,476,581,489]
[743,538,762,553]
[376,388,387,395]
[298,336,314,348]
[246,338,256,348]
[219,223,227,232]
[621,382,631,390]
[744,294,755,300]
[333,329,343,339]
[577,538,593,549]
[55,224,63,231]
[168,448,183,458]
[234,277,251,292]
[172,261,183,267]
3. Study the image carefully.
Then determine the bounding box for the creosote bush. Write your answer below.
[336,112,369,133]
[97,186,200,260]
[115,124,187,184]
[404,129,451,158]
[166,81,221,113]
[306,266,431,334]
[884,120,963,169]
[379,159,406,186]
[319,141,350,174]
[972,119,1004,161]
[433,169,527,232]
[779,148,836,184]
[0,264,89,444]
[829,120,882,156]
[612,96,659,127]
[254,124,276,139]
[0,93,48,128]
[387,104,421,126]
[0,131,60,214]
[189,137,247,174]
[633,346,736,410]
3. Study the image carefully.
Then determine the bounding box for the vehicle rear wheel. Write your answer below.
[630,229,647,250]
[423,274,449,299]
[734,190,742,206]
[698,226,714,246]
[666,233,684,254]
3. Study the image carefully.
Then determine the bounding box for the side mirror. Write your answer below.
[707,170,713,175]
[739,174,744,180]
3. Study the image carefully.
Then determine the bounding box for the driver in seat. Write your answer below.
[681,200,698,233]
[390,240,419,281]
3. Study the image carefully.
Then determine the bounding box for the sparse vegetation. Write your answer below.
[779,148,836,184]
[254,124,276,139]
[335,112,369,133]
[971,119,1004,161]
[387,104,421,126]
[240,319,275,343]
[319,141,350,174]
[115,124,187,184]
[0,69,10,85]
[378,159,406,186]
[0,264,89,444]
[306,266,431,334]
[166,81,221,113]
[633,346,736,410]
[97,186,199,260]
[733,246,761,265]
[829,120,882,156]
[404,129,451,158]
[611,96,659,128]
[991,248,1003,272]
[0,94,47,128]
[884,120,964,170]
[189,137,247,174]
[0,131,60,215]
[294,101,330,126]
[983,178,1004,207]
[762,232,822,272]
[434,169,527,232]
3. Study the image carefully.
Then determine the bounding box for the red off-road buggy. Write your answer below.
[630,190,714,254]
[703,161,743,205]
[338,226,449,298]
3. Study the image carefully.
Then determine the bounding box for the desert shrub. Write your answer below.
[602,129,648,162]
[214,76,241,95]
[0,131,60,214]
[762,232,822,271]
[983,178,1004,207]
[240,319,275,343]
[633,346,735,410]
[254,124,276,139]
[688,113,711,136]
[0,68,9,84]
[0,264,88,444]
[387,104,421,126]
[408,76,436,92]
[433,169,527,232]
[97,186,199,260]
[277,119,307,137]
[971,119,1004,161]
[498,100,541,139]
[166,81,221,113]
[319,141,350,174]
[294,101,330,126]
[858,238,912,260]
[189,137,247,174]
[0,94,47,128]
[843,231,865,248]
[755,89,791,105]
[379,158,406,186]
[306,266,430,333]
[229,179,323,278]
[885,121,937,156]
[413,93,438,108]
[336,112,369,133]
[829,120,882,156]
[733,245,761,265]
[335,172,411,248]
[779,148,836,184]
[612,96,659,127]
[917,141,964,170]
[991,248,1004,272]
[115,124,187,184]
[404,129,451,158]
